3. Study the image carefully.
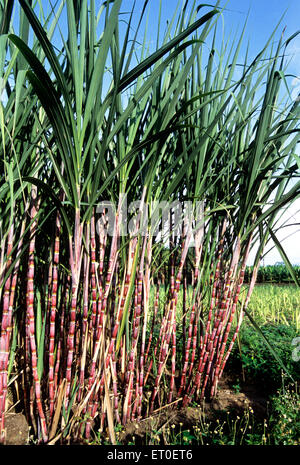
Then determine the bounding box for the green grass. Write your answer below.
[246,284,300,330]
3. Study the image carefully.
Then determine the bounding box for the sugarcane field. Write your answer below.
[0,0,300,448]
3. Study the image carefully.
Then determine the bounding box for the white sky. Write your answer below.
[248,198,300,265]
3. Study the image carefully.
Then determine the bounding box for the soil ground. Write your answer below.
[119,372,269,444]
[3,371,268,445]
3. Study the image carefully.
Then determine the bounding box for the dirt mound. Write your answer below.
[120,374,269,444]
[4,412,29,445]
[2,373,268,445]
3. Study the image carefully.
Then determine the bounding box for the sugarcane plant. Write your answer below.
[0,0,299,444]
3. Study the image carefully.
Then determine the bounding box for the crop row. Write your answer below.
[244,264,300,284]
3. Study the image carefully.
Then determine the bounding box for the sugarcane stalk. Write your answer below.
[84,207,121,437]
[48,208,61,418]
[0,224,14,443]
[65,204,83,409]
[218,258,259,381]
[150,228,191,411]
[123,265,143,423]
[182,221,226,407]
[137,233,151,418]
[77,221,90,403]
[53,274,69,397]
[26,185,48,442]
[210,240,250,397]
[144,279,160,365]
[200,237,241,398]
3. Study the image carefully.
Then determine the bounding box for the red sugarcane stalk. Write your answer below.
[0,224,14,443]
[123,370,134,425]
[82,222,90,340]
[105,250,134,426]
[182,220,226,407]
[168,236,187,405]
[0,236,7,300]
[84,208,120,438]
[123,272,142,424]
[111,352,121,424]
[194,254,223,391]
[169,209,175,297]
[26,186,48,442]
[23,304,31,425]
[187,259,204,387]
[53,274,69,396]
[144,305,166,386]
[87,193,146,432]
[106,241,135,369]
[218,255,259,382]
[0,226,13,350]
[149,299,173,412]
[86,352,108,438]
[150,255,178,410]
[88,236,118,388]
[182,268,187,364]
[179,215,204,394]
[213,242,246,359]
[29,385,37,436]
[184,206,202,371]
[143,261,166,387]
[91,196,143,429]
[178,279,200,396]
[125,276,139,386]
[45,256,53,348]
[211,238,251,397]
[89,212,97,343]
[212,239,240,339]
[188,300,202,380]
[0,207,28,443]
[100,191,146,386]
[150,229,191,412]
[178,298,196,397]
[93,210,107,352]
[212,238,241,351]
[65,205,83,409]
[144,279,160,365]
[178,220,191,396]
[90,208,105,344]
[168,262,185,404]
[137,233,151,419]
[149,322,171,411]
[48,209,61,419]
[168,321,177,404]
[199,238,240,399]
[77,221,90,403]
[131,369,140,421]
[77,214,97,407]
